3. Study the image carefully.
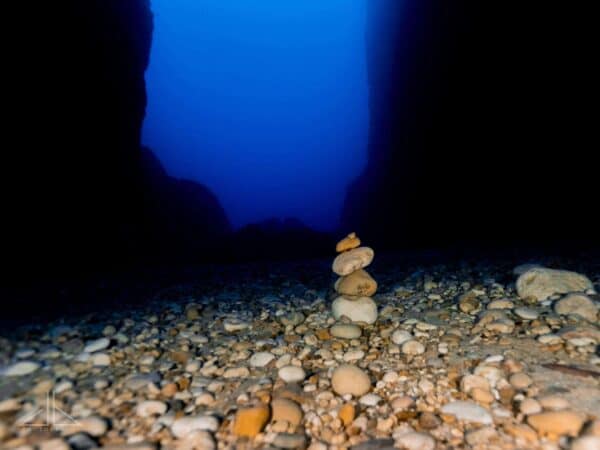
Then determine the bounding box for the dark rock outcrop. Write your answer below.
[6,0,155,277]
[342,1,597,250]
[140,148,231,260]
[5,0,233,279]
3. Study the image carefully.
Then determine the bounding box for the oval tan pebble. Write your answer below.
[233,404,270,437]
[509,372,533,390]
[334,269,378,296]
[527,410,586,436]
[330,324,362,339]
[270,398,303,427]
[331,364,371,396]
[336,232,361,253]
[332,247,374,276]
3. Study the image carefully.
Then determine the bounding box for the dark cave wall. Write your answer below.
[5,0,232,278]
[342,1,597,249]
[6,0,154,274]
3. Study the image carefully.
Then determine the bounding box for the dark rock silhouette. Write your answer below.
[5,0,234,280]
[140,148,231,260]
[342,1,597,250]
[6,0,155,278]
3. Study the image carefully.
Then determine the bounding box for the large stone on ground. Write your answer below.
[334,269,378,296]
[516,268,593,301]
[332,247,374,276]
[332,296,377,324]
[554,293,598,321]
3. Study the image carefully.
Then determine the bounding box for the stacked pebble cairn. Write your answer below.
[331,232,378,324]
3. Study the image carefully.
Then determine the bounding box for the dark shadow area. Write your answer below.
[342,1,598,250]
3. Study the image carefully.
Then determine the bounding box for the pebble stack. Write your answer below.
[331,233,378,325]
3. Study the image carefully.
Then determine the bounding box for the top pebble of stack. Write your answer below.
[336,232,361,253]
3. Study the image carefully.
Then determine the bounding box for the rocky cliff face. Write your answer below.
[342,1,597,249]
[5,0,231,278]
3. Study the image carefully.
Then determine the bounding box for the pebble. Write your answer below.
[458,292,480,314]
[343,349,365,362]
[332,296,377,324]
[401,340,425,355]
[1,361,40,376]
[538,334,562,345]
[223,318,250,332]
[335,269,378,296]
[63,416,108,437]
[176,431,216,450]
[509,372,533,389]
[171,415,219,437]
[233,404,270,437]
[538,395,570,411]
[519,398,542,415]
[92,352,111,366]
[395,432,435,450]
[465,426,498,446]
[223,366,250,378]
[280,311,305,327]
[38,439,70,450]
[571,436,600,450]
[136,400,168,417]
[336,232,361,252]
[460,374,490,393]
[0,420,8,440]
[338,403,355,426]
[359,393,381,406]
[488,299,514,309]
[440,401,493,424]
[514,307,540,320]
[278,365,306,383]
[331,364,371,396]
[273,433,307,449]
[83,337,110,353]
[249,351,275,367]
[125,373,161,390]
[332,247,374,276]
[527,410,585,436]
[486,318,515,334]
[554,293,598,321]
[391,329,413,345]
[271,398,303,426]
[330,323,362,339]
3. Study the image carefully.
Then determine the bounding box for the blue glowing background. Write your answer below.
[143,0,368,231]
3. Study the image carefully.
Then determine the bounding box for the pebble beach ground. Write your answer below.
[1,254,599,450]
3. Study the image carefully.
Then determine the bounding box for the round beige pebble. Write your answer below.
[331,364,371,396]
